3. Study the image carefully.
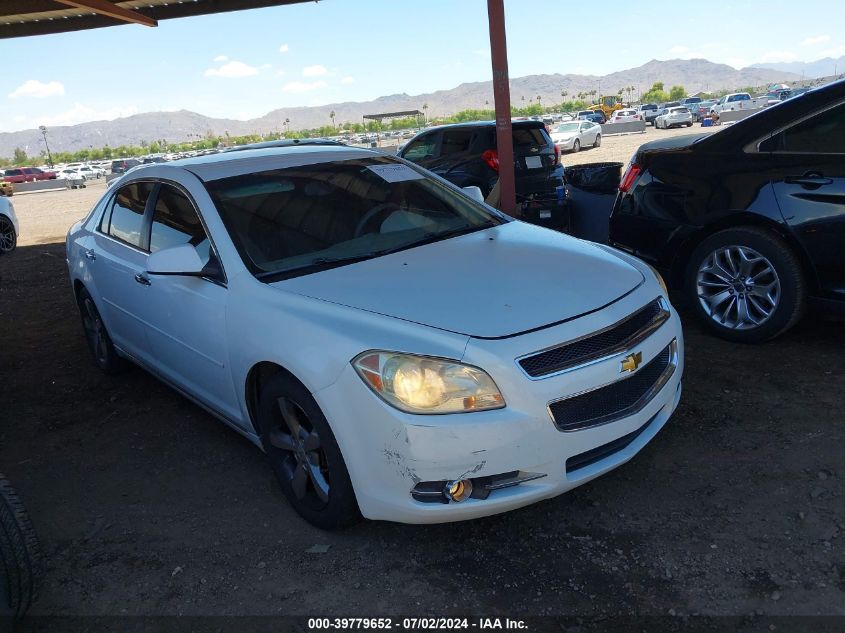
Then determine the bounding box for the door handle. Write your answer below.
[134,273,151,286]
[84,249,96,261]
[784,172,833,188]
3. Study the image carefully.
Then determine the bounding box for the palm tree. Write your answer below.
[422,103,428,123]
[330,110,336,128]
[536,94,542,110]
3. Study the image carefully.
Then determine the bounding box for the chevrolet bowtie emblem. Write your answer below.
[620,352,643,373]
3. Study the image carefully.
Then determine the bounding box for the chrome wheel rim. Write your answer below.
[81,298,109,363]
[269,397,330,506]
[0,216,15,252]
[696,245,780,330]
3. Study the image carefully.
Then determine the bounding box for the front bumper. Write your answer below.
[315,287,684,524]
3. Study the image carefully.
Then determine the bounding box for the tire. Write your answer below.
[257,372,361,530]
[594,134,601,148]
[0,475,42,620]
[686,227,806,343]
[686,122,693,127]
[0,215,16,254]
[572,139,580,153]
[76,287,129,374]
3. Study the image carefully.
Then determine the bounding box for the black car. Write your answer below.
[398,120,568,230]
[110,159,141,174]
[609,79,845,343]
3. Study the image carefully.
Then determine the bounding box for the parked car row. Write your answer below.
[2,167,57,183]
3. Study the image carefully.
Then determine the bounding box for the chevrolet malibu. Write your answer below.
[66,145,684,529]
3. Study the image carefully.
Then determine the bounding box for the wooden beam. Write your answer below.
[53,0,157,27]
[487,0,516,216]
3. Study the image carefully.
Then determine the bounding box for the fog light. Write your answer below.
[444,479,473,503]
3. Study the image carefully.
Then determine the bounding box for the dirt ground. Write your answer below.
[1,122,843,622]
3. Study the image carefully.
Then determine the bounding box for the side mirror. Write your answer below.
[462,185,485,203]
[147,243,205,276]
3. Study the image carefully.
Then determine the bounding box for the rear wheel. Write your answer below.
[572,139,581,153]
[0,215,16,254]
[594,134,601,148]
[258,373,360,530]
[686,227,806,343]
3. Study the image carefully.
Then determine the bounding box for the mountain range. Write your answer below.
[751,55,845,80]
[1,58,805,158]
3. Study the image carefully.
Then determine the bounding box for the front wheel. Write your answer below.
[572,139,581,153]
[686,227,806,343]
[594,134,601,148]
[76,287,128,373]
[258,373,360,529]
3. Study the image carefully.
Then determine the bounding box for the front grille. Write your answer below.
[519,298,668,378]
[548,340,676,432]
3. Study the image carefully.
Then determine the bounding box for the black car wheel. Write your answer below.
[594,134,601,148]
[257,372,360,530]
[0,215,16,254]
[0,475,42,620]
[76,287,128,374]
[572,139,581,153]
[687,227,806,343]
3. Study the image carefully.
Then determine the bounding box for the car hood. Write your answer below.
[273,222,644,338]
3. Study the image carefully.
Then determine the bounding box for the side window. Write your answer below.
[439,130,473,156]
[765,103,845,154]
[149,184,211,265]
[402,134,438,161]
[104,182,154,248]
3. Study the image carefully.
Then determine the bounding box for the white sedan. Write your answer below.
[79,165,105,179]
[66,145,683,528]
[655,107,693,129]
[0,196,18,254]
[550,120,601,153]
[609,109,641,123]
[58,168,87,188]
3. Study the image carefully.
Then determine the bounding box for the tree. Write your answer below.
[669,85,687,101]
[642,82,669,104]
[12,147,27,165]
[330,110,336,128]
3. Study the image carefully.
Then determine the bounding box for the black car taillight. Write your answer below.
[619,163,642,193]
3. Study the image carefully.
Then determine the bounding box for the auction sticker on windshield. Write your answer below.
[367,164,425,183]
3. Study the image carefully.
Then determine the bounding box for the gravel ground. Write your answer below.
[1,120,842,621]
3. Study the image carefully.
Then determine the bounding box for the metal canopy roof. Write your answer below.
[0,0,315,38]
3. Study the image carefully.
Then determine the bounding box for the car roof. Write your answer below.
[125,145,383,182]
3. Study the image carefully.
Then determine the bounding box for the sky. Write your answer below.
[1,0,844,133]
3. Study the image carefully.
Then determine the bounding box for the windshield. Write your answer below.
[205,156,505,280]
[554,123,580,133]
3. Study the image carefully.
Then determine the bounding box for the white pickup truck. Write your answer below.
[710,92,775,115]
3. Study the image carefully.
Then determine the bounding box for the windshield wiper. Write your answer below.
[375,222,497,257]
[256,254,377,282]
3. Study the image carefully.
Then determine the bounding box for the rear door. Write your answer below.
[766,102,845,302]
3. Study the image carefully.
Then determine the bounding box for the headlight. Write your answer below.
[352,351,505,414]
[645,263,669,295]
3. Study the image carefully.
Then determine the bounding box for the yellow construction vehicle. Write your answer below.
[588,95,626,121]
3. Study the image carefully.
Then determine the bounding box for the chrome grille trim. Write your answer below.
[517,297,669,379]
